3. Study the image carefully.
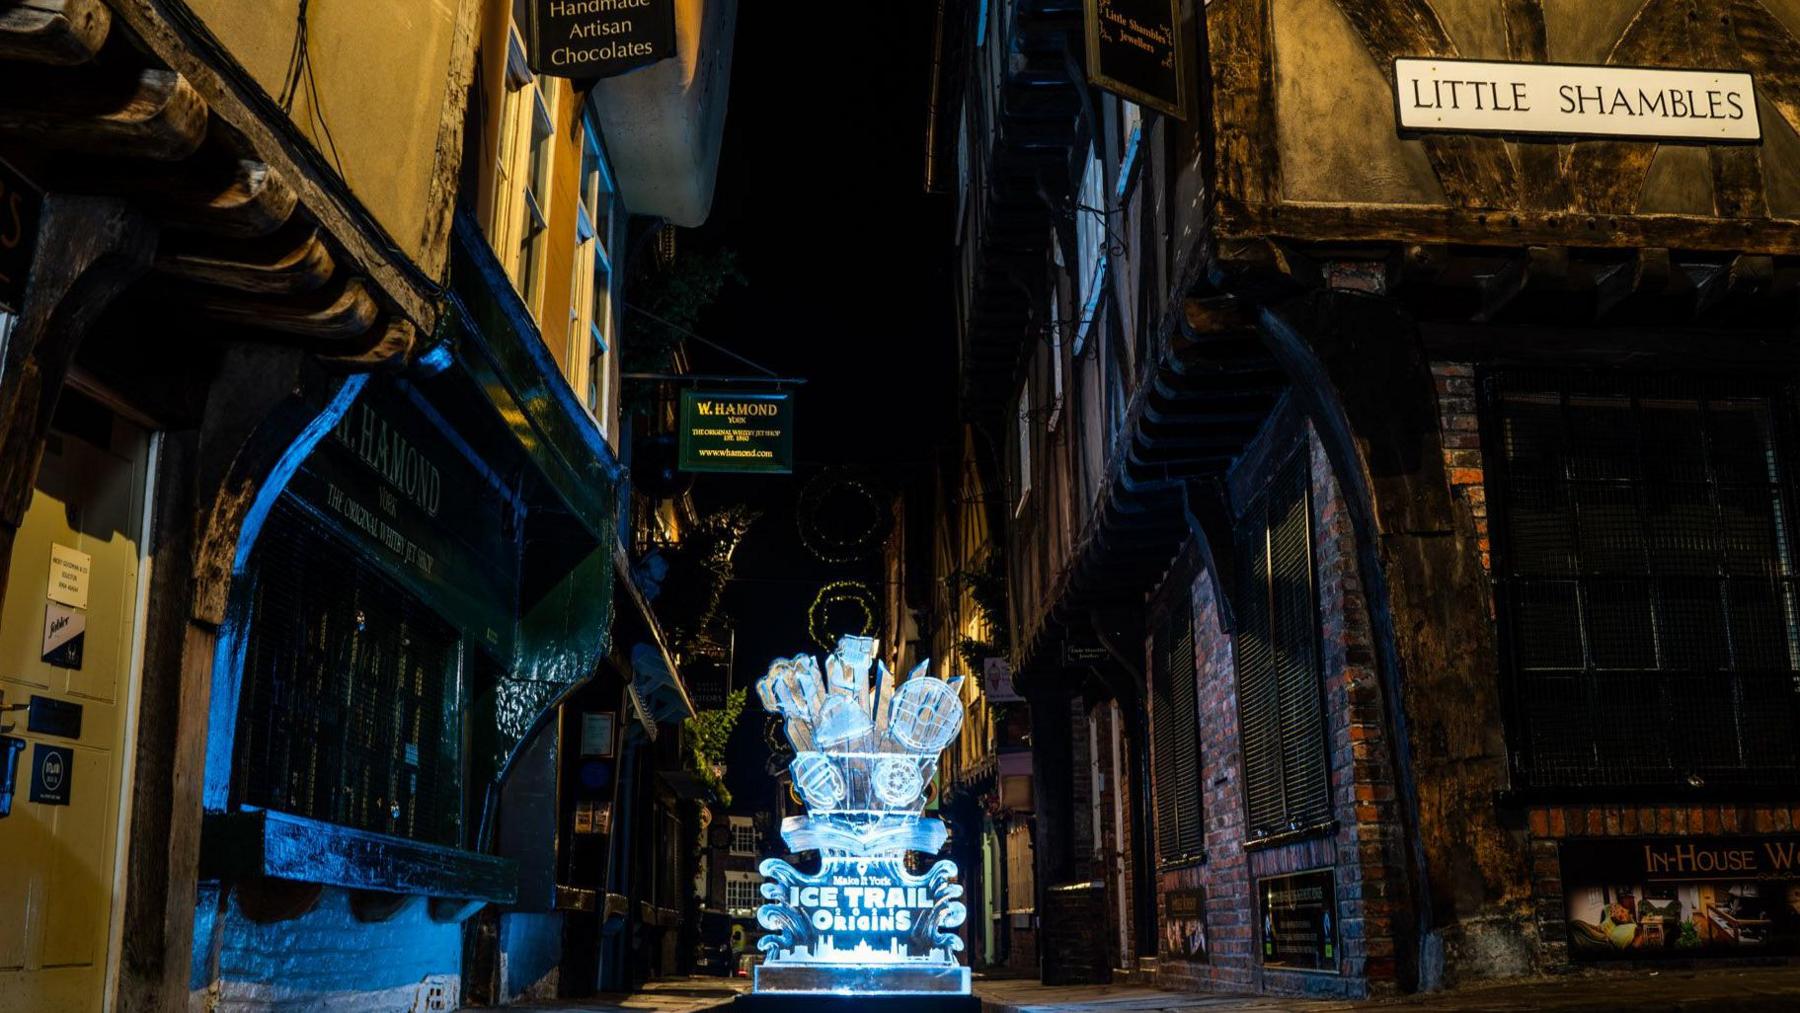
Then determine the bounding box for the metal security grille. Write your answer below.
[235,499,462,845]
[1484,372,1800,791]
[1152,590,1204,866]
[1236,449,1332,840]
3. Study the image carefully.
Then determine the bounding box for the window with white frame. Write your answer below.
[729,816,757,855]
[494,28,555,314]
[571,123,618,437]
[1074,145,1106,353]
[1015,376,1033,513]
[1047,231,1066,433]
[725,871,760,913]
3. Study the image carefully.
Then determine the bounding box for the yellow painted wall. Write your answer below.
[185,0,467,274]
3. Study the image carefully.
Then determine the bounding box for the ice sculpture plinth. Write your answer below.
[753,636,970,996]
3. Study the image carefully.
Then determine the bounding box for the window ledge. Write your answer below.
[200,808,517,906]
[1243,819,1339,852]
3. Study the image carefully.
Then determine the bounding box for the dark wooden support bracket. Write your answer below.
[0,59,207,161]
[0,194,154,610]
[1475,245,1567,322]
[0,0,112,65]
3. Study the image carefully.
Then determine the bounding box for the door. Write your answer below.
[0,394,151,1012]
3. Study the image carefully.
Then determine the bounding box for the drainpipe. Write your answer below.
[923,0,947,193]
[1089,613,1159,968]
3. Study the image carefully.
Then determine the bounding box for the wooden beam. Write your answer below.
[50,121,297,237]
[0,58,206,160]
[0,0,111,65]
[1563,0,1693,216]
[1475,245,1568,322]
[183,274,380,340]
[0,195,155,611]
[316,317,418,370]
[1727,0,1800,143]
[1500,0,1570,211]
[1206,0,1278,206]
[155,220,335,295]
[1332,0,1519,208]
[1220,198,1800,256]
[107,0,438,330]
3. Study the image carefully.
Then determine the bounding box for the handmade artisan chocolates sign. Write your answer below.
[528,0,675,80]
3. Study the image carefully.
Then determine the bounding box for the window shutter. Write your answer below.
[1236,449,1330,839]
[1152,591,1204,866]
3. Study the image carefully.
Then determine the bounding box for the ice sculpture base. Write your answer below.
[752,961,972,996]
[735,992,979,1013]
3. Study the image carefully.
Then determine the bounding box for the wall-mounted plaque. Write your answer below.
[1562,836,1800,960]
[1394,59,1759,144]
[1163,886,1209,963]
[1083,0,1187,119]
[1258,869,1337,972]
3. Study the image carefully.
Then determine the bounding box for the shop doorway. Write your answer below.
[0,389,153,1011]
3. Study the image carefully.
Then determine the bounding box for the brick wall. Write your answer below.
[1148,425,1410,1001]
[1431,363,1489,574]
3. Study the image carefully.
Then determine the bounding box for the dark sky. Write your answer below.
[678,4,955,810]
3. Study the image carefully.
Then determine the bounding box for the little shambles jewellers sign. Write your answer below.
[1083,0,1186,119]
[527,0,675,80]
[678,390,794,474]
[1395,59,1759,143]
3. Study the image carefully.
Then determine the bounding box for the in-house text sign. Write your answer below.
[678,390,794,474]
[529,0,675,80]
[1395,59,1760,143]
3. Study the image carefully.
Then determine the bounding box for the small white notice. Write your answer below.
[47,543,91,609]
[1394,59,1760,143]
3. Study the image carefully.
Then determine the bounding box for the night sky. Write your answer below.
[676,4,956,809]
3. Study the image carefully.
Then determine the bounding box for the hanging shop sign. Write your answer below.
[285,381,520,656]
[679,390,794,474]
[41,603,84,670]
[1083,0,1187,120]
[527,0,676,80]
[1163,886,1209,963]
[0,157,40,314]
[982,657,1021,703]
[1258,869,1338,973]
[1562,836,1800,960]
[1394,59,1760,143]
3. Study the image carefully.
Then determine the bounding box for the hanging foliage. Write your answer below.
[624,244,746,377]
[683,686,747,807]
[949,546,1010,651]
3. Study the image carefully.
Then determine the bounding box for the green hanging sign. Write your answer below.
[678,390,794,474]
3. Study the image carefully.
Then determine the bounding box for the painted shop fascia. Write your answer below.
[943,0,1800,1003]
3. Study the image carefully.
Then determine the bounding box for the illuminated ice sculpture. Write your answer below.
[753,636,970,995]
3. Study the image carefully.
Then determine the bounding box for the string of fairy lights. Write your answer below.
[797,471,888,650]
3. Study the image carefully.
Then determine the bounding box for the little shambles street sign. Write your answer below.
[527,0,675,80]
[1395,59,1760,143]
[1083,0,1187,119]
[679,390,794,474]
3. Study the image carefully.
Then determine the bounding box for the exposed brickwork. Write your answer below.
[1145,426,1410,1001]
[1430,363,1490,575]
[1043,882,1111,984]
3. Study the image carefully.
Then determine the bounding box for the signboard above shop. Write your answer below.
[0,157,41,314]
[1394,59,1760,143]
[678,389,794,474]
[527,0,676,80]
[1083,0,1187,119]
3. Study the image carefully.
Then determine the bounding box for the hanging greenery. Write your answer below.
[683,686,747,807]
[949,546,1010,651]
[624,245,746,377]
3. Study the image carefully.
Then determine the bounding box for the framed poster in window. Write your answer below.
[1258,869,1338,973]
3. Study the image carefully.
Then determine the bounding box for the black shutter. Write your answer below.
[1236,449,1330,839]
[236,499,463,845]
[1487,373,1800,791]
[1152,590,1205,866]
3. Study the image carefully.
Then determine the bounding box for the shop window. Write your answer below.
[1151,590,1203,866]
[1235,448,1331,840]
[1484,373,1800,791]
[235,500,463,846]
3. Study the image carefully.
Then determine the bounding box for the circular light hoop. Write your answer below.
[797,472,887,565]
[807,580,877,652]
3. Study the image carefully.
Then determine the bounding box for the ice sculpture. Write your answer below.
[753,636,970,995]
